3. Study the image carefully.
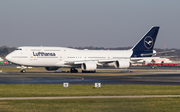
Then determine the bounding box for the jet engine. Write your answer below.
[45,67,59,71]
[81,62,97,71]
[153,50,156,56]
[114,60,130,68]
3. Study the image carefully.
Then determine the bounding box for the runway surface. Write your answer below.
[1,95,180,100]
[1,70,180,85]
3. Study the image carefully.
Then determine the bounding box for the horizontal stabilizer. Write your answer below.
[140,50,175,56]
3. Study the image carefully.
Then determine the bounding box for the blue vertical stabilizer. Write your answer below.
[131,26,160,57]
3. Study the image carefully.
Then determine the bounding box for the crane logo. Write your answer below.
[144,36,153,49]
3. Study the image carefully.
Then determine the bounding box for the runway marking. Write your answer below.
[0,95,180,100]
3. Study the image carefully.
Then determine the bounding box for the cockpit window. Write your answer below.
[15,48,22,50]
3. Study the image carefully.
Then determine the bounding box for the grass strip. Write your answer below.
[0,84,180,97]
[0,98,180,112]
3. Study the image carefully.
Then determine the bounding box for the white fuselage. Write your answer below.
[6,46,133,67]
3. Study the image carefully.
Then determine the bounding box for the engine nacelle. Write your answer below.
[114,60,130,68]
[81,62,97,71]
[153,50,156,56]
[45,67,59,71]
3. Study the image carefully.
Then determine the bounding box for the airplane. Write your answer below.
[133,57,172,64]
[6,26,165,73]
[0,57,3,62]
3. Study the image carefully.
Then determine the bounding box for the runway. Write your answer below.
[1,95,180,100]
[1,71,180,85]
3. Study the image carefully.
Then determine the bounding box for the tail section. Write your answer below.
[131,26,160,57]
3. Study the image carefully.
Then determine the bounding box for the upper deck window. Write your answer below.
[15,48,22,50]
[31,49,41,51]
[44,50,60,51]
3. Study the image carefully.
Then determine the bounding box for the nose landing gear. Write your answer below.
[20,66,26,73]
[21,69,26,73]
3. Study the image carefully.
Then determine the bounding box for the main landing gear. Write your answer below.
[70,68,96,73]
[70,68,78,73]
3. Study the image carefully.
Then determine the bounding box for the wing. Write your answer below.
[63,58,130,69]
[64,59,120,65]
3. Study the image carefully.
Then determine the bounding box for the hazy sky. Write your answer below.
[0,0,180,49]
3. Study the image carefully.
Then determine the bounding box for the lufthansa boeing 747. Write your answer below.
[6,26,164,73]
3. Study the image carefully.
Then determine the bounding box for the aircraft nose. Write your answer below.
[5,54,11,61]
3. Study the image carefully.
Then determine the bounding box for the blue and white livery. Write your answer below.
[6,26,160,73]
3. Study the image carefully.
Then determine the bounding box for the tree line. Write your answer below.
[0,46,16,57]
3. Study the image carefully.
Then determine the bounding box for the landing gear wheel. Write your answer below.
[70,68,78,73]
[21,69,26,73]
